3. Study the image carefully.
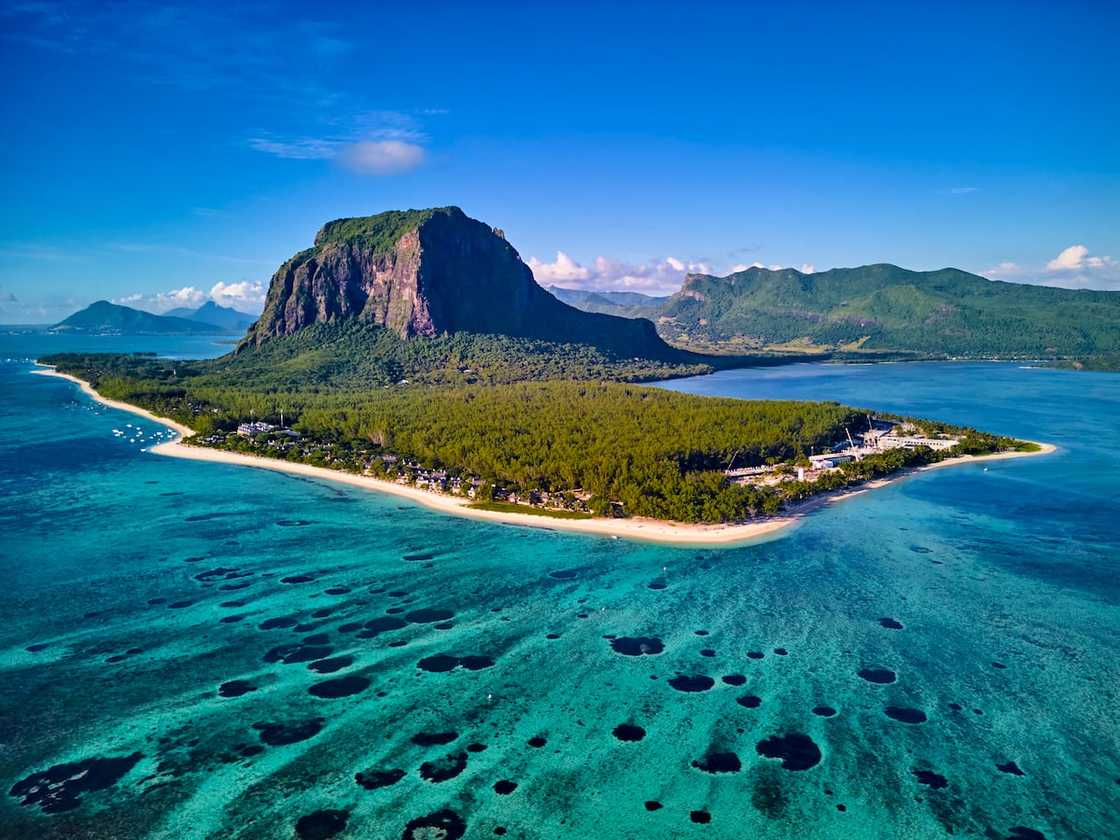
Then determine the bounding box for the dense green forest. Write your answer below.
[584,263,1120,358]
[43,350,1023,523]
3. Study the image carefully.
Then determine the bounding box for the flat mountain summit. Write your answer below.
[243,206,672,359]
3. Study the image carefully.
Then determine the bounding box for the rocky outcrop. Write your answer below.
[242,207,673,358]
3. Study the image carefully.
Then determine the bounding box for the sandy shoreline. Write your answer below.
[31,365,1056,547]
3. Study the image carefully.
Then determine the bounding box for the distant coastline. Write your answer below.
[32,365,1057,547]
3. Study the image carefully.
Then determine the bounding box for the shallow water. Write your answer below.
[1,346,1117,840]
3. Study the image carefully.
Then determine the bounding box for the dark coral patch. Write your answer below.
[722,674,746,686]
[913,769,948,789]
[747,651,765,660]
[610,636,665,656]
[756,733,822,770]
[253,718,325,746]
[309,675,370,698]
[302,633,330,645]
[812,706,838,717]
[412,732,458,746]
[612,724,646,742]
[647,577,668,590]
[25,642,50,653]
[467,743,487,753]
[259,616,298,630]
[218,679,257,698]
[356,768,405,790]
[774,648,788,656]
[690,810,711,824]
[419,751,468,783]
[692,752,741,773]
[405,608,454,623]
[644,801,662,811]
[324,587,350,595]
[997,761,1025,776]
[878,617,904,629]
[858,667,897,684]
[548,569,579,580]
[493,779,518,794]
[9,752,143,814]
[461,655,495,670]
[1007,829,1046,840]
[528,736,547,748]
[669,674,715,692]
[737,694,762,708]
[309,656,353,674]
[885,706,927,724]
[280,573,315,586]
[401,810,466,840]
[699,648,716,657]
[418,654,460,673]
[359,616,408,637]
[295,809,348,840]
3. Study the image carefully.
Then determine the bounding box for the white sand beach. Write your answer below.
[33,365,1056,547]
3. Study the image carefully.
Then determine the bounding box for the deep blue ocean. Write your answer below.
[1,329,1117,840]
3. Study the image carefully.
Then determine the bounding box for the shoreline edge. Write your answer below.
[31,365,1057,547]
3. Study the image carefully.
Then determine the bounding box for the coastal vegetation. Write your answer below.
[41,352,1022,524]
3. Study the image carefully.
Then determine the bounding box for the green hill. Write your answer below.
[647,264,1120,357]
[52,301,224,335]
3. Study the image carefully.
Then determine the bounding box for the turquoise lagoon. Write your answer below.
[1,333,1117,839]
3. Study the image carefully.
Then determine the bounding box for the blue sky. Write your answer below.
[1,1,1118,321]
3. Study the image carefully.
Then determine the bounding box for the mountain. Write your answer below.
[547,286,667,319]
[52,301,224,335]
[165,301,256,332]
[241,207,674,360]
[655,264,1120,357]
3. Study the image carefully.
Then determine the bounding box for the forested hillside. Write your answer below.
[655,264,1120,357]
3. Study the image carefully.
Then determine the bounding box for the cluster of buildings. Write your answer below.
[727,418,960,487]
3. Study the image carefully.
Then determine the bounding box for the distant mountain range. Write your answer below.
[52,301,227,335]
[53,300,255,335]
[165,301,256,332]
[547,287,667,320]
[555,264,1120,358]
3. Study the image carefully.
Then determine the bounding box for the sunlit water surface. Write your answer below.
[2,333,1117,840]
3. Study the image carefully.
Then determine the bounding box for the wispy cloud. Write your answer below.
[0,242,84,262]
[984,244,1119,290]
[105,242,273,265]
[115,281,267,314]
[248,111,429,175]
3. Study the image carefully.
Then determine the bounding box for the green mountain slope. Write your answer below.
[52,301,223,335]
[656,264,1120,357]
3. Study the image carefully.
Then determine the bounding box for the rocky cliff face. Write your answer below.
[243,207,672,357]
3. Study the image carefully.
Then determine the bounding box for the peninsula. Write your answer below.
[38,207,1051,544]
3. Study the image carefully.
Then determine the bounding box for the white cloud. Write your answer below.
[984,245,1119,290]
[209,280,266,311]
[249,112,428,176]
[113,281,266,315]
[1045,243,1114,272]
[526,251,590,284]
[800,263,816,274]
[338,140,425,175]
[529,252,713,295]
